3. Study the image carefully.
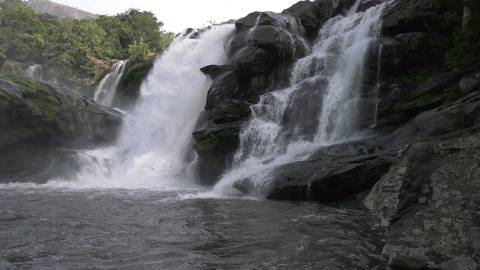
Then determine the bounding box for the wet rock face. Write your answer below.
[115,55,155,110]
[193,11,309,185]
[0,77,122,183]
[381,0,464,37]
[366,129,480,269]
[234,141,396,202]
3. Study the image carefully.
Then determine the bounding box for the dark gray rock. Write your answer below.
[115,55,155,110]
[193,122,244,185]
[384,90,480,147]
[376,72,463,130]
[200,65,234,80]
[365,127,480,269]
[210,99,251,124]
[233,141,396,202]
[0,54,6,70]
[283,0,328,36]
[381,0,464,37]
[0,78,121,149]
[459,71,480,94]
[0,77,122,183]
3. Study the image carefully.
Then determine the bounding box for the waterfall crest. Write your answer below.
[214,2,387,195]
[93,60,127,107]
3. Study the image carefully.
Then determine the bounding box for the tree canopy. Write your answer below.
[0,0,174,78]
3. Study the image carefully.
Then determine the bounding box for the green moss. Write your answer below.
[10,77,49,90]
[38,94,60,121]
[118,55,155,97]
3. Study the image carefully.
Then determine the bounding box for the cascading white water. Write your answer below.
[214,2,387,195]
[93,60,127,107]
[26,64,43,80]
[49,25,234,189]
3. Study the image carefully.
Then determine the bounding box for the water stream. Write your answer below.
[93,60,127,107]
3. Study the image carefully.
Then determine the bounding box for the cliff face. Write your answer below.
[0,77,122,183]
[192,0,480,268]
[27,0,98,20]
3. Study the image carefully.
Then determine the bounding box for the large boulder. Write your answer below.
[383,90,480,147]
[193,122,244,185]
[365,127,480,269]
[233,141,396,202]
[459,71,480,94]
[114,55,155,109]
[375,72,463,131]
[193,11,310,185]
[0,77,122,183]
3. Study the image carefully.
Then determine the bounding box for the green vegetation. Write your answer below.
[0,0,174,81]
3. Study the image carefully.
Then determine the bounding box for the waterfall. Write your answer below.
[60,25,234,189]
[26,64,43,80]
[214,2,387,195]
[93,60,127,107]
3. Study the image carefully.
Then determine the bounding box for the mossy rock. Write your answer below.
[0,77,122,149]
[115,55,155,109]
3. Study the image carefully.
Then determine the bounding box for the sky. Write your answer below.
[54,0,301,33]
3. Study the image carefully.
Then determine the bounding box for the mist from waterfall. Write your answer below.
[214,2,387,195]
[93,60,127,107]
[48,25,234,189]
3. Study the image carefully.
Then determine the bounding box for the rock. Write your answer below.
[115,55,155,109]
[210,99,251,124]
[193,122,244,185]
[463,1,480,38]
[365,127,480,269]
[357,0,384,12]
[384,91,480,147]
[231,47,277,76]
[200,65,234,80]
[233,141,396,202]
[376,72,462,129]
[230,25,305,60]
[459,71,480,94]
[0,54,6,70]
[0,77,121,148]
[381,0,464,37]
[0,77,122,183]
[394,32,447,69]
[235,11,301,32]
[283,1,324,36]
[205,70,242,109]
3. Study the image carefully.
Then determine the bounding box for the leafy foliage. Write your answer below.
[0,0,174,80]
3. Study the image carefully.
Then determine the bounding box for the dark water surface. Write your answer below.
[0,188,385,269]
